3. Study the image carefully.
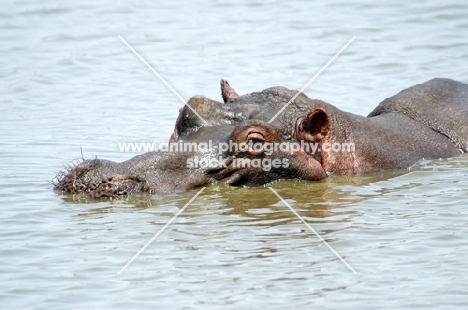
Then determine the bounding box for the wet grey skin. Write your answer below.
[54,78,468,198]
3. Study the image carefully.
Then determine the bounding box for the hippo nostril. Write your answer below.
[74,161,92,176]
[73,159,102,178]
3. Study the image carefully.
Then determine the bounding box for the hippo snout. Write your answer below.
[70,160,98,178]
[55,159,100,195]
[54,159,146,198]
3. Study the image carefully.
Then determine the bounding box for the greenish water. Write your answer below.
[1,1,468,309]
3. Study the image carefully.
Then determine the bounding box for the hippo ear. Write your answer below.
[301,108,331,141]
[220,79,239,103]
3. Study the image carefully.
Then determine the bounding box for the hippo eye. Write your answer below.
[246,132,266,155]
[248,137,264,145]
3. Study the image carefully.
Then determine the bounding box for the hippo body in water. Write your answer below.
[54,78,468,197]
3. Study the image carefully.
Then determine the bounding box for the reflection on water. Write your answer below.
[60,156,467,228]
[62,169,406,219]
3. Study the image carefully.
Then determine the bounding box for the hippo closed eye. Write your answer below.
[54,78,468,197]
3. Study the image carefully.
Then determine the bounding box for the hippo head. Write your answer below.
[54,80,342,197]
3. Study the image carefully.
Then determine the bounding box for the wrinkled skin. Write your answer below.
[54,78,468,197]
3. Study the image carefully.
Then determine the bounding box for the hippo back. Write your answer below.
[368,78,468,153]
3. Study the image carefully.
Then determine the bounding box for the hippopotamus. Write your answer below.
[54,78,468,198]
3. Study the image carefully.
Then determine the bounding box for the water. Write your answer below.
[1,1,468,308]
